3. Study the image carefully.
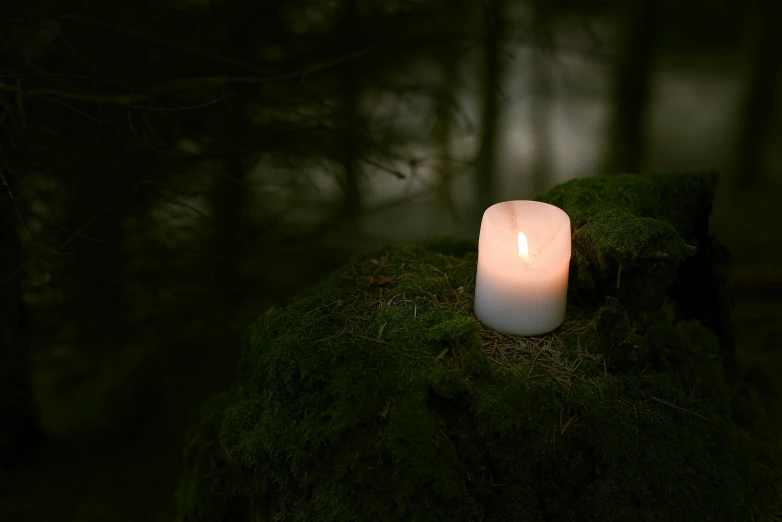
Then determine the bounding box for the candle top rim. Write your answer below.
[482,200,570,225]
[478,200,571,271]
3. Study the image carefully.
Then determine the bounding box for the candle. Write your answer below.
[474,200,571,336]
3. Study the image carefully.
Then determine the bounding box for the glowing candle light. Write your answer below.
[518,231,535,263]
[474,201,571,336]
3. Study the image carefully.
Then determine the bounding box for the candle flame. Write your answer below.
[518,231,529,262]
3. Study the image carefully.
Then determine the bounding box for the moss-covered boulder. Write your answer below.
[538,172,735,381]
[176,172,781,521]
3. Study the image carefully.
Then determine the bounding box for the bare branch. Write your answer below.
[26,209,104,242]
[0,47,366,108]
[359,156,406,179]
[2,194,134,287]
[38,97,104,123]
[160,194,211,221]
[0,80,147,105]
[137,91,235,112]
[0,164,31,242]
[151,48,369,90]
[61,13,270,74]
[0,97,21,135]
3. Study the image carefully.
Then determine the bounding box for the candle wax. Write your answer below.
[474,200,571,336]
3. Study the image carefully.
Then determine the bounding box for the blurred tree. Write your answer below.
[210,101,250,300]
[64,154,132,336]
[0,177,39,468]
[337,0,363,223]
[735,0,781,189]
[603,0,659,174]
[199,0,274,301]
[0,0,450,443]
[529,1,556,197]
[434,0,467,219]
[475,0,506,218]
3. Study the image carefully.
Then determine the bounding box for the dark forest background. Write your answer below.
[1,0,781,520]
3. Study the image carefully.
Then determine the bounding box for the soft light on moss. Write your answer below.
[176,173,780,522]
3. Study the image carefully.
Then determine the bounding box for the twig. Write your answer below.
[355,334,388,345]
[0,45,366,107]
[25,209,104,242]
[0,160,31,242]
[0,80,147,105]
[160,194,211,220]
[359,156,406,179]
[38,96,104,123]
[0,96,20,134]
[650,397,719,426]
[1,193,133,287]
[133,91,235,112]
[61,13,270,74]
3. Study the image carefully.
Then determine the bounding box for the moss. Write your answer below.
[539,171,717,243]
[179,247,778,521]
[592,297,649,371]
[669,235,737,382]
[538,172,716,313]
[177,172,779,521]
[176,392,246,522]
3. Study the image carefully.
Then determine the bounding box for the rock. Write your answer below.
[540,171,736,381]
[176,172,779,522]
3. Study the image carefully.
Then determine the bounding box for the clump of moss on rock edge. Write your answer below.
[176,173,781,521]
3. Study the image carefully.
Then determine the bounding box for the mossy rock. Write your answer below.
[176,173,780,521]
[538,172,712,310]
[539,171,736,380]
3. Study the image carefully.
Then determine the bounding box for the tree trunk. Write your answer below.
[435,1,465,221]
[338,0,362,223]
[0,193,39,468]
[435,56,458,219]
[530,46,554,198]
[529,3,556,198]
[211,105,248,299]
[604,0,658,175]
[735,0,781,189]
[475,0,504,219]
[69,168,128,337]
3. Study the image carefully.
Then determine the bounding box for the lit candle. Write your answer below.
[474,200,571,336]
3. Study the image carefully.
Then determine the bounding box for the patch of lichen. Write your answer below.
[177,239,780,522]
[538,172,716,308]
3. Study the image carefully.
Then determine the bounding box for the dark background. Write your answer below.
[1,0,781,520]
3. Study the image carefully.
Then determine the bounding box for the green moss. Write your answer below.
[176,392,246,522]
[177,172,779,521]
[539,171,717,242]
[538,172,716,308]
[178,244,778,521]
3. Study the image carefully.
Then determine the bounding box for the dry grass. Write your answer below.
[327,251,605,388]
[473,306,599,386]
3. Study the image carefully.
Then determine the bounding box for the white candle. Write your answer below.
[474,200,571,336]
